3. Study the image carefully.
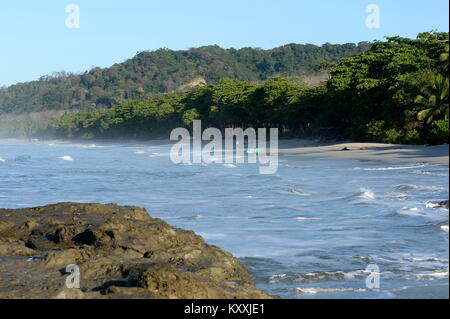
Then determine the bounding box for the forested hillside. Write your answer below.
[0,43,370,114]
[49,32,449,145]
[1,32,448,146]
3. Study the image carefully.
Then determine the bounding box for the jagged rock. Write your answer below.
[0,203,271,299]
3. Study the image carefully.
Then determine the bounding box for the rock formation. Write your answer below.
[0,203,271,299]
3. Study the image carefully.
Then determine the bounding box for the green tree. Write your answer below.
[415,73,449,124]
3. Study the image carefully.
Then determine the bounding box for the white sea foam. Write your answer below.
[294,269,372,283]
[415,268,449,279]
[0,157,5,163]
[295,271,346,282]
[425,201,440,208]
[295,287,367,294]
[269,274,287,282]
[357,163,428,171]
[294,217,322,221]
[411,170,449,177]
[404,256,444,263]
[348,188,377,203]
[357,188,375,200]
[57,156,74,161]
[367,253,448,266]
[397,207,425,217]
[81,144,96,148]
[148,153,170,157]
[223,164,237,168]
[49,142,96,148]
[440,225,449,232]
[134,150,145,154]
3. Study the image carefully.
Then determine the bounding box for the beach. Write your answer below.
[279,141,449,167]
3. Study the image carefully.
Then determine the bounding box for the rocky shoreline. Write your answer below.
[0,203,272,299]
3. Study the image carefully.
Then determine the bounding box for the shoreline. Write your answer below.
[1,138,449,167]
[278,140,449,167]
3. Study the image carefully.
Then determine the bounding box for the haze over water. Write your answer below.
[0,139,448,298]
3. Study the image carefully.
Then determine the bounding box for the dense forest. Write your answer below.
[0,32,448,145]
[0,42,370,114]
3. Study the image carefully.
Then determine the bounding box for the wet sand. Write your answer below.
[278,140,449,166]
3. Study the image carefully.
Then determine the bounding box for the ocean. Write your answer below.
[0,139,448,298]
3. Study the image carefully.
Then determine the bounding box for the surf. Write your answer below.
[57,155,74,161]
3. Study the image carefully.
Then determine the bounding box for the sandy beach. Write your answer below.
[278,140,449,166]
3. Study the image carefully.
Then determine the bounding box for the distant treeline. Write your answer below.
[0,42,369,114]
[1,32,448,145]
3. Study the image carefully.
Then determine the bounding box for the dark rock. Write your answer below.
[438,200,449,210]
[0,203,272,299]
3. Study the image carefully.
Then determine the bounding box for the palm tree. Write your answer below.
[415,73,449,124]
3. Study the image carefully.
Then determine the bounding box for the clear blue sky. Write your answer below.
[0,0,448,87]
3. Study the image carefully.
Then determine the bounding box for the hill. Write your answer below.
[0,42,370,114]
[49,32,449,145]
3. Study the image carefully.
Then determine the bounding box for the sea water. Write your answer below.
[0,139,448,298]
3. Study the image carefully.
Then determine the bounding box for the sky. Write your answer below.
[0,0,448,87]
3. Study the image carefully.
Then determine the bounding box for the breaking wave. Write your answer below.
[294,270,371,283]
[410,170,449,177]
[57,156,74,161]
[351,188,375,200]
[294,216,322,221]
[355,163,428,171]
[425,201,441,208]
[414,268,449,280]
[294,287,367,294]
